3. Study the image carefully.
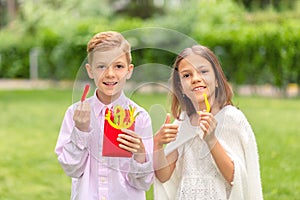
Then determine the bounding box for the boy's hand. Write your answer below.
[117,129,146,163]
[73,101,91,132]
[154,114,178,150]
[198,111,218,146]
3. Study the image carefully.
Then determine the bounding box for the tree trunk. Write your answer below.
[7,0,17,25]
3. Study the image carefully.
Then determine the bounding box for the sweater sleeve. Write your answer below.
[240,113,263,200]
[218,108,263,200]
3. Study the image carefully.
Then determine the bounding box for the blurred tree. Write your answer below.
[0,0,20,28]
[7,0,17,23]
[19,0,111,28]
[110,0,165,19]
[8,0,113,79]
[235,0,295,10]
[0,0,6,27]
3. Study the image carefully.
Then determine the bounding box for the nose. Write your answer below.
[192,71,203,83]
[104,66,115,77]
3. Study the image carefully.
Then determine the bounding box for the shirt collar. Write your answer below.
[91,89,127,117]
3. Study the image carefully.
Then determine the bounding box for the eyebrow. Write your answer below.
[94,60,126,66]
[196,65,208,69]
[179,65,207,73]
[94,61,106,66]
[114,60,126,65]
[179,69,191,74]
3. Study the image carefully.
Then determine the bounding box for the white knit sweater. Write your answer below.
[154,105,263,200]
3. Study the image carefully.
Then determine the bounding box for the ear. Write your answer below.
[85,63,94,79]
[126,64,134,79]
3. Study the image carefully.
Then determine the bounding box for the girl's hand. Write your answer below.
[118,129,146,163]
[73,101,91,132]
[198,111,218,146]
[154,114,179,150]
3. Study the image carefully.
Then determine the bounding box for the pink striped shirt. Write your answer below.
[55,91,154,200]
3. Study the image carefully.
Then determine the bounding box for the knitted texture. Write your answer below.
[154,105,263,200]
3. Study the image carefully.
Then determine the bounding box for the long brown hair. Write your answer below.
[170,45,233,118]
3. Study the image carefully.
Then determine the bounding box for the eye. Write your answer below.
[200,70,208,74]
[97,65,106,69]
[182,73,190,78]
[115,64,125,69]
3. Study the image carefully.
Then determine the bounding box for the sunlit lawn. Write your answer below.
[0,89,299,200]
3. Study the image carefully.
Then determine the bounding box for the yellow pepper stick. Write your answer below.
[114,105,125,128]
[105,105,137,129]
[197,93,211,115]
[105,110,120,129]
[203,93,211,112]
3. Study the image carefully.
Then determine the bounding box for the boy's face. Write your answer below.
[86,48,133,104]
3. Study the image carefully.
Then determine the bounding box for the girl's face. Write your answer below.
[177,53,217,111]
[86,48,133,104]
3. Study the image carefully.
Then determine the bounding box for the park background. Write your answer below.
[0,0,299,199]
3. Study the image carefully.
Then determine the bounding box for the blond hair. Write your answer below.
[87,31,132,64]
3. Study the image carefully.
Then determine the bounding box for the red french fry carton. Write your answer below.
[102,105,138,157]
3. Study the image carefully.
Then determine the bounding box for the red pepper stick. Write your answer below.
[81,84,90,102]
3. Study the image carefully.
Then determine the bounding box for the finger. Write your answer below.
[117,135,141,151]
[165,132,178,142]
[198,111,212,117]
[161,128,178,135]
[199,115,214,126]
[201,116,217,128]
[76,104,90,119]
[164,134,177,141]
[74,105,84,119]
[75,102,83,111]
[198,110,210,116]
[121,128,139,138]
[119,143,138,153]
[82,101,91,110]
[161,124,179,131]
[118,133,140,144]
[158,128,178,140]
[162,125,179,135]
[200,119,212,127]
[167,138,176,142]
[76,101,90,111]
[199,123,207,133]
[165,113,171,124]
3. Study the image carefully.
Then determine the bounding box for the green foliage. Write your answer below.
[113,0,165,19]
[234,0,296,11]
[0,0,113,79]
[159,0,300,89]
[0,0,299,91]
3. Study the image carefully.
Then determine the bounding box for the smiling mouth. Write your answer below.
[103,82,118,86]
[193,86,206,91]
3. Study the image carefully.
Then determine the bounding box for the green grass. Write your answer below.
[0,90,299,200]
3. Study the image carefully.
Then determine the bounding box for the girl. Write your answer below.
[153,45,263,199]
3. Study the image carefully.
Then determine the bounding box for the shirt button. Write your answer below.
[101,158,106,164]
[100,176,106,183]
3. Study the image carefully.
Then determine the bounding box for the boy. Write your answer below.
[55,31,153,200]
